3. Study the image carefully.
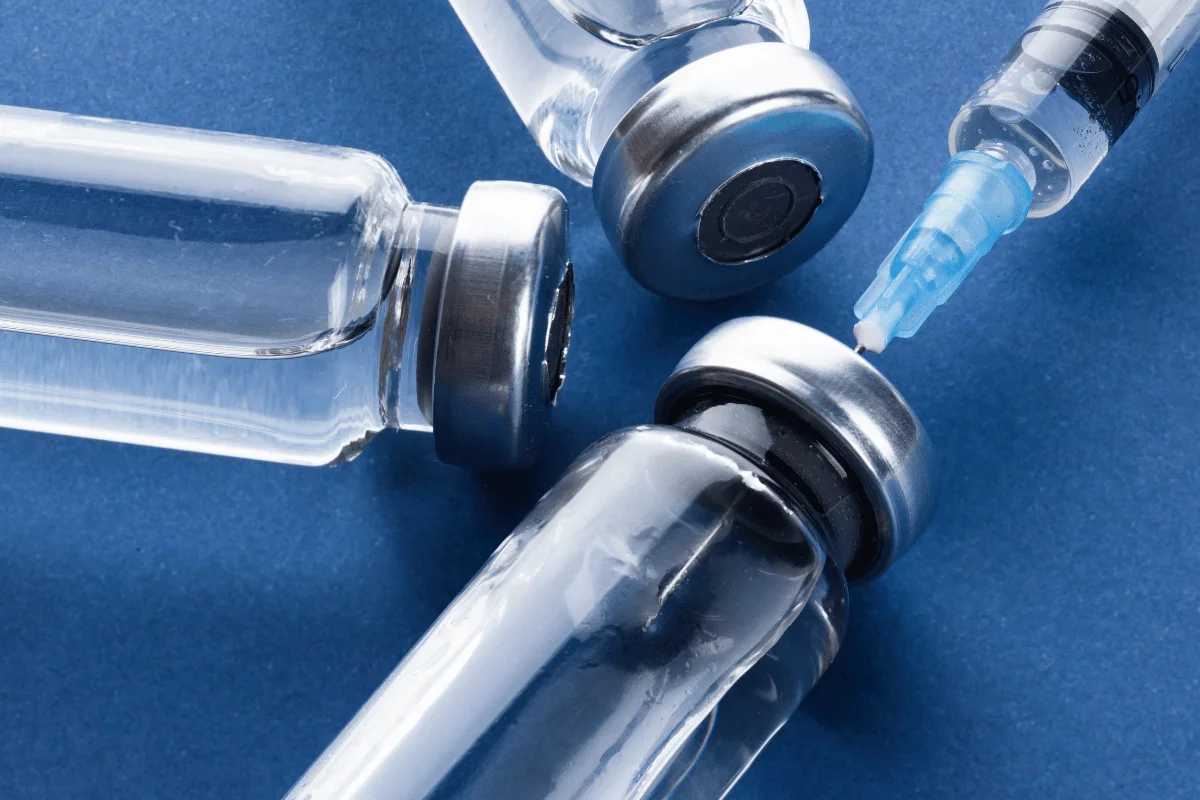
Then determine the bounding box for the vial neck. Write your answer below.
[589,23,787,170]
[673,394,877,578]
[380,201,461,434]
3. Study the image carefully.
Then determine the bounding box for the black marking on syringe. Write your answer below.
[1004,0,1159,145]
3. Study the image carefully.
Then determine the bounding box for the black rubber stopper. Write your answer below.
[670,390,880,580]
[696,159,822,265]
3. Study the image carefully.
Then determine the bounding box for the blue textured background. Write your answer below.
[0,1,1198,797]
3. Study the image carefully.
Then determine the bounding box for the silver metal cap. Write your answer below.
[594,42,873,301]
[432,182,574,471]
[655,317,937,582]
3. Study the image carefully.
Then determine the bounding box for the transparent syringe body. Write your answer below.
[285,420,847,800]
[951,0,1200,216]
[447,0,811,185]
[0,106,458,466]
[854,0,1200,352]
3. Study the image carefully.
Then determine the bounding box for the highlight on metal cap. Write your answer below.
[655,316,937,581]
[594,43,873,301]
[432,182,574,471]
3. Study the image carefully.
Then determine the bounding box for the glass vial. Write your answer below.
[447,0,875,301]
[0,105,575,470]
[285,317,938,800]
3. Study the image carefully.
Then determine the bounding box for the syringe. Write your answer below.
[853,0,1200,353]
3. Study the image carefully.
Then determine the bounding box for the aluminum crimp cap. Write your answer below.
[655,317,937,582]
[594,42,873,301]
[432,182,575,471]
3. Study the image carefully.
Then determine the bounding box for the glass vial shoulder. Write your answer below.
[0,105,574,471]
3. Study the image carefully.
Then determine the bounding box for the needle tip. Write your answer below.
[853,343,866,356]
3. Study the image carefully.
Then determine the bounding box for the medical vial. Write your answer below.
[447,0,874,300]
[0,106,574,470]
[285,318,938,800]
[950,0,1200,215]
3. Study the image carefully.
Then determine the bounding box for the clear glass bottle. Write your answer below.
[447,0,875,301]
[285,317,939,800]
[0,105,575,470]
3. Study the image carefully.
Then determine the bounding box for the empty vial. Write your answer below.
[0,105,574,470]
[447,0,874,300]
[285,317,938,800]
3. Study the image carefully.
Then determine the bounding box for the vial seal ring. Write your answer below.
[594,43,873,301]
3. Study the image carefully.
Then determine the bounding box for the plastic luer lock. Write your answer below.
[0,106,575,470]
[447,0,874,300]
[285,318,938,800]
[854,0,1200,352]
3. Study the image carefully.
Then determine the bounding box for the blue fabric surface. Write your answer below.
[0,1,1198,797]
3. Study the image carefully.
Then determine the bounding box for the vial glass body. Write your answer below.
[950,0,1200,216]
[447,0,811,185]
[286,424,843,800]
[0,106,459,465]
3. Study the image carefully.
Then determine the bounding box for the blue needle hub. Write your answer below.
[853,148,1034,353]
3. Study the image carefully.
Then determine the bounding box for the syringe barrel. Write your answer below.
[950,0,1200,217]
[1126,0,1200,69]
